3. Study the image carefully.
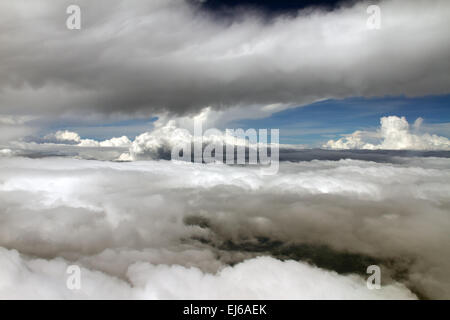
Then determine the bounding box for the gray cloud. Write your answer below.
[0,156,449,298]
[0,0,449,119]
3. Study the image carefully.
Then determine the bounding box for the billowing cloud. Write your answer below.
[0,0,449,119]
[1,0,449,300]
[0,156,449,298]
[41,130,132,148]
[324,116,450,150]
[0,248,415,299]
[54,130,81,143]
[129,121,194,160]
[78,136,132,147]
[127,120,270,161]
[0,149,13,157]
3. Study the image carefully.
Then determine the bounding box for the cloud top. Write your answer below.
[325,116,450,150]
[0,156,449,298]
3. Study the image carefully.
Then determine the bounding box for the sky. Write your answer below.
[1,0,450,151]
[2,155,449,299]
[30,94,450,147]
[234,95,450,145]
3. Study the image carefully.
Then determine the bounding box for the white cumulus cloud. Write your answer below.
[324,116,450,150]
[44,130,132,148]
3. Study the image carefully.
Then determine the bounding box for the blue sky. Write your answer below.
[231,95,450,146]
[45,94,450,147]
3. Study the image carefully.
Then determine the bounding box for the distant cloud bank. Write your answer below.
[324,116,450,150]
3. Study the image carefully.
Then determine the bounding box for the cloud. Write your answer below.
[0,115,34,126]
[54,130,81,143]
[129,121,194,160]
[0,115,37,145]
[41,130,132,148]
[1,0,448,300]
[78,136,132,147]
[324,116,450,150]
[0,0,449,119]
[7,113,449,162]
[0,248,134,299]
[127,256,415,299]
[0,248,415,299]
[0,149,13,157]
[127,118,290,161]
[0,156,449,298]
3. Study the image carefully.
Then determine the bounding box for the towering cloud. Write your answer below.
[325,116,450,150]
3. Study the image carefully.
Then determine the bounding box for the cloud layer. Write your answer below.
[0,156,449,298]
[6,113,448,163]
[0,0,449,119]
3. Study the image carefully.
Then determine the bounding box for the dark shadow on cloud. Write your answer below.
[184,214,426,298]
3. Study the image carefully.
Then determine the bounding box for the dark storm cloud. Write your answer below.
[0,0,449,118]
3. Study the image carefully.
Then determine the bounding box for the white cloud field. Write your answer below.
[0,155,449,299]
